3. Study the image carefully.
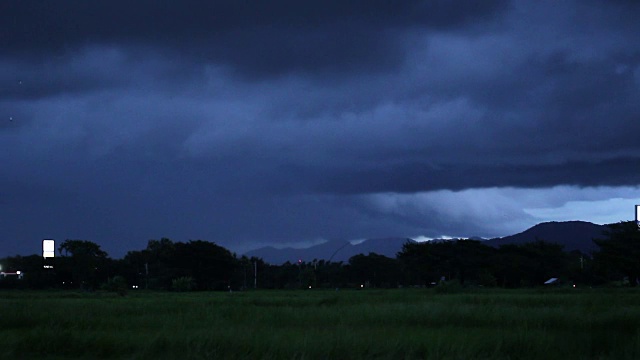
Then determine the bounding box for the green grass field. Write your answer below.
[0,288,639,359]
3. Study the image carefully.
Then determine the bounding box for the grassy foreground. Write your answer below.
[0,288,639,359]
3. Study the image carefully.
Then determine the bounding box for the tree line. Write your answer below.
[1,221,638,291]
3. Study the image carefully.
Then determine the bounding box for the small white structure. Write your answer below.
[544,278,558,285]
[1,271,24,280]
[43,239,55,258]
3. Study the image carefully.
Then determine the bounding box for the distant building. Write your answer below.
[1,271,24,280]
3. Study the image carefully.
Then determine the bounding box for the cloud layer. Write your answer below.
[2,0,639,257]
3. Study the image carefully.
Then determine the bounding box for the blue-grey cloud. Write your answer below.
[1,0,509,79]
[1,0,640,258]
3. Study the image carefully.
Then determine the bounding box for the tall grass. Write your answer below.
[0,288,638,359]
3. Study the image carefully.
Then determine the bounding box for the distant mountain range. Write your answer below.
[244,237,415,264]
[244,221,610,264]
[482,221,606,253]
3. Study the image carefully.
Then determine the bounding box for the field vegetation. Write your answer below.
[0,288,639,359]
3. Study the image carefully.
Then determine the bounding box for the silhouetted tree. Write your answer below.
[144,238,177,289]
[397,240,495,286]
[494,240,568,287]
[57,239,110,289]
[121,249,149,289]
[397,241,436,286]
[593,221,640,286]
[348,253,401,288]
[172,240,237,290]
[566,250,595,286]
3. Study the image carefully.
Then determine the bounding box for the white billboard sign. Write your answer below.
[43,239,55,258]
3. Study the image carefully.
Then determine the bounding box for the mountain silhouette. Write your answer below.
[244,237,414,264]
[244,221,608,264]
[483,221,606,253]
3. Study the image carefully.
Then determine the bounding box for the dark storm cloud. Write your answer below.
[0,56,120,101]
[2,0,640,257]
[2,0,509,77]
[307,157,640,194]
[0,46,210,101]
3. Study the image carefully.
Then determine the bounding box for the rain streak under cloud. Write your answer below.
[1,0,640,258]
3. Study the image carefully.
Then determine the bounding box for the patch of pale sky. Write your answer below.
[239,238,331,252]
[368,185,640,240]
[524,197,640,224]
[411,235,459,242]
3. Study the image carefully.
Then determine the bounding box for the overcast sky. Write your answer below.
[2,0,639,258]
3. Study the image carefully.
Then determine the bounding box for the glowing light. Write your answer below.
[16,271,21,275]
[308,286,311,289]
[360,284,364,288]
[43,239,55,258]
